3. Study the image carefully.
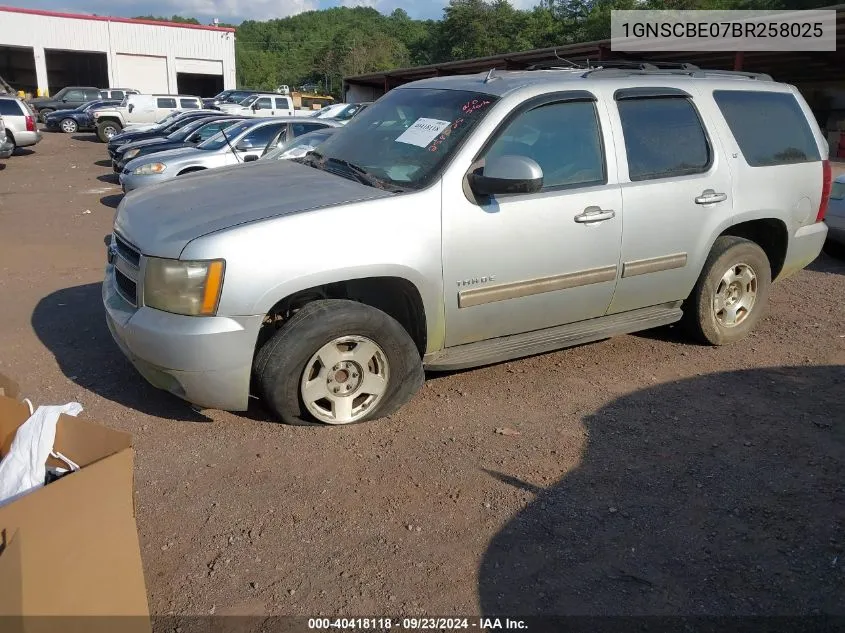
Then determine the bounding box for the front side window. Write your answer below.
[239,123,285,150]
[618,97,710,181]
[255,97,272,110]
[199,120,259,150]
[482,99,605,190]
[713,90,820,167]
[306,88,499,190]
[157,98,177,109]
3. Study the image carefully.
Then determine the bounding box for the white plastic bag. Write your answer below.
[0,401,83,506]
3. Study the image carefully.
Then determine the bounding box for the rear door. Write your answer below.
[603,85,734,315]
[275,96,293,116]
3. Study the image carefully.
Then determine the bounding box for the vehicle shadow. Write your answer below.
[71,134,100,144]
[11,148,34,157]
[478,364,845,621]
[100,194,123,209]
[94,159,112,168]
[31,282,210,422]
[810,248,845,273]
[97,173,119,184]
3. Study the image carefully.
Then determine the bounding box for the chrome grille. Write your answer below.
[110,231,141,306]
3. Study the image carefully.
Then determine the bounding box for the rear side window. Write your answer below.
[617,97,710,181]
[713,90,820,167]
[157,98,177,108]
[84,89,100,100]
[275,97,290,109]
[0,99,23,116]
[111,90,125,100]
[180,98,199,109]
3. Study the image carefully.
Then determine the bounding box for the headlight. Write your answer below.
[144,258,225,316]
[133,162,166,175]
[123,148,140,160]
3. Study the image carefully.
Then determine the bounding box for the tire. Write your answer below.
[682,236,771,346]
[5,130,14,151]
[254,299,424,426]
[38,108,54,123]
[60,118,78,134]
[96,120,122,143]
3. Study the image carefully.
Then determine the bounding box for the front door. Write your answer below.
[232,122,286,162]
[441,93,624,347]
[602,86,735,315]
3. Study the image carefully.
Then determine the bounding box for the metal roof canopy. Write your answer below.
[343,6,845,94]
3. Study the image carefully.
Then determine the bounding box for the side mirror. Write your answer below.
[235,141,252,152]
[252,103,260,111]
[243,154,258,162]
[468,155,543,197]
[128,104,134,113]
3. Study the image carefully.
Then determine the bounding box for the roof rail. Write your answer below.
[580,65,772,81]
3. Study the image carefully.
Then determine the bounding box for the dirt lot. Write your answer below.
[1,131,844,624]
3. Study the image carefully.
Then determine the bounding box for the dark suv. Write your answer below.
[28,86,102,122]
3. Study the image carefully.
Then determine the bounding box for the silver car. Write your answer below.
[259,127,339,161]
[825,174,845,250]
[120,117,339,192]
[0,96,41,151]
[104,67,829,426]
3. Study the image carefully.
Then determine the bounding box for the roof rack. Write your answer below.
[579,60,772,81]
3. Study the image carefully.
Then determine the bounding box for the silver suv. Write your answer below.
[103,65,830,425]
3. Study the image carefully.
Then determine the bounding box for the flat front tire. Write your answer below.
[97,120,121,143]
[683,236,771,345]
[254,299,424,425]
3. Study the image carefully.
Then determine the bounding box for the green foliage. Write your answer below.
[141,0,836,98]
[133,14,201,25]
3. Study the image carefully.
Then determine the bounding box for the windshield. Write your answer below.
[301,88,498,191]
[197,120,253,150]
[264,129,337,160]
[239,95,258,107]
[167,117,207,140]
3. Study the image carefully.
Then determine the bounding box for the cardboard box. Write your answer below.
[0,373,151,633]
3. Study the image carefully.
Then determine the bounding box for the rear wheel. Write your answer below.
[60,118,78,134]
[254,299,424,425]
[683,236,771,345]
[96,120,122,143]
[38,108,54,123]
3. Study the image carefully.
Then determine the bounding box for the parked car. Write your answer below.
[120,116,333,191]
[0,116,13,158]
[325,102,371,125]
[93,94,204,142]
[218,93,294,117]
[203,89,262,109]
[43,99,122,133]
[824,174,845,256]
[113,115,247,173]
[99,88,139,101]
[0,95,40,152]
[259,126,339,161]
[28,86,103,121]
[107,110,225,166]
[310,103,349,119]
[103,66,831,426]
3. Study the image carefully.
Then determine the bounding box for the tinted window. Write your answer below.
[618,97,710,181]
[197,121,234,140]
[240,123,284,149]
[84,89,100,100]
[157,98,177,108]
[180,98,199,109]
[484,100,605,190]
[256,97,272,110]
[291,122,327,137]
[713,90,820,167]
[99,90,108,99]
[111,90,125,100]
[275,97,290,109]
[64,90,84,101]
[0,99,23,116]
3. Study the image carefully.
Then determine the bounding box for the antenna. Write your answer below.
[483,68,498,83]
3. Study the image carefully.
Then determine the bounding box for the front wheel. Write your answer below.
[38,108,54,123]
[96,120,122,142]
[254,299,424,425]
[60,118,78,134]
[682,236,772,345]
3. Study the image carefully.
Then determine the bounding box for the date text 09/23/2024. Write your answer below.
[307,618,528,630]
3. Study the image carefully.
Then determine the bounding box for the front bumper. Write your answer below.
[120,169,170,193]
[102,263,263,411]
[779,221,828,279]
[826,214,845,246]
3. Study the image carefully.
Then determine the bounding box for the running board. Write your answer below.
[423,302,683,371]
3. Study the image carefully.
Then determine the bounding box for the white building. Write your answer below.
[0,6,236,97]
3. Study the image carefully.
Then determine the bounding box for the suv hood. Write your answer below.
[114,159,396,258]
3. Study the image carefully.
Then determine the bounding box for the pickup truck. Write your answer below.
[92,94,204,142]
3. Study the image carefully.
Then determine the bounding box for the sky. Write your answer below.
[19,0,539,24]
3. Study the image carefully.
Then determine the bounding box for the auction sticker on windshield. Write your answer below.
[395,118,452,148]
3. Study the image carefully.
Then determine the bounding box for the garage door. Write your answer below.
[175,58,223,76]
[114,53,168,94]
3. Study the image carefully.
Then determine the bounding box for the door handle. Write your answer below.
[695,189,727,205]
[574,207,616,223]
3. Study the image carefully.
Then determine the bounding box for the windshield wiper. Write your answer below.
[298,152,403,192]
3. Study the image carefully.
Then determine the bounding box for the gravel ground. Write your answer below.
[1,131,844,625]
